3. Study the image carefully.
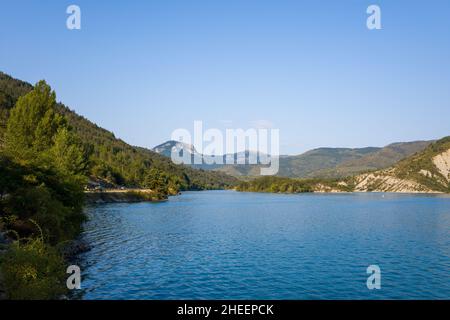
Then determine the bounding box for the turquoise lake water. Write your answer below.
[78,191,450,299]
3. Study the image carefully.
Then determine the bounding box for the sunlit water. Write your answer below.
[77,191,450,299]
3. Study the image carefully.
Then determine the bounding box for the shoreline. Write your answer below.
[235,189,447,195]
[84,189,170,204]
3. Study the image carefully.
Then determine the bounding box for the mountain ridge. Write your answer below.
[153,139,433,179]
[351,136,450,193]
[236,136,450,194]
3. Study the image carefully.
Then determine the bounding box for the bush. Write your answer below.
[0,237,66,300]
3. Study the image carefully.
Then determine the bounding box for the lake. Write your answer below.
[77,191,450,299]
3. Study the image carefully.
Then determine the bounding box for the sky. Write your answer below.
[1,0,450,155]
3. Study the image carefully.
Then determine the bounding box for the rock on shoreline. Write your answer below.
[61,238,91,261]
[84,189,167,204]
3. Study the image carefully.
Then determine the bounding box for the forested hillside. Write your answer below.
[309,141,432,178]
[0,72,236,299]
[0,72,237,191]
[0,79,90,299]
[277,147,379,177]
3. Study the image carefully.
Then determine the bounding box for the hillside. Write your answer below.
[152,141,381,177]
[0,72,237,190]
[153,139,431,179]
[153,140,266,173]
[237,138,450,194]
[352,137,450,193]
[213,147,382,178]
[343,141,432,169]
[310,141,432,178]
[277,147,379,177]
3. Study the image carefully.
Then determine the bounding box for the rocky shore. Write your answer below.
[84,189,168,204]
[60,238,91,261]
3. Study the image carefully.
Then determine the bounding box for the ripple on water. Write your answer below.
[78,191,450,300]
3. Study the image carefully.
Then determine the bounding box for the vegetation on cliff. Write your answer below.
[395,137,450,191]
[352,136,450,193]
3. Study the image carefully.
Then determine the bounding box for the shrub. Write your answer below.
[0,236,66,300]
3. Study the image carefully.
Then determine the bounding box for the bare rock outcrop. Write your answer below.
[433,149,450,182]
[353,169,434,193]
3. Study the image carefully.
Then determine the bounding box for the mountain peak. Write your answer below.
[152,140,198,158]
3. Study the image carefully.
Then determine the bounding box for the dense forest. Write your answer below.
[0,72,237,299]
[0,72,237,192]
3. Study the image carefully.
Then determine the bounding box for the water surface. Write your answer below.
[78,191,450,299]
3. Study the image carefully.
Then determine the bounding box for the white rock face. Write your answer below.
[433,149,450,181]
[153,140,197,155]
[419,169,432,178]
[354,170,431,193]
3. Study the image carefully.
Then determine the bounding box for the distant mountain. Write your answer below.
[349,141,432,168]
[215,147,381,178]
[308,141,432,178]
[236,136,450,194]
[277,147,380,178]
[153,139,432,179]
[351,137,450,193]
[152,140,198,158]
[153,141,268,173]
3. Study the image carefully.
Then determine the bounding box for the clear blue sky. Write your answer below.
[1,0,449,154]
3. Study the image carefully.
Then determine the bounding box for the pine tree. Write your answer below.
[144,168,169,195]
[50,127,87,177]
[4,81,65,163]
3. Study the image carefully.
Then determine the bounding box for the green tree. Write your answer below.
[144,168,170,195]
[1,80,87,243]
[50,127,87,177]
[4,81,65,163]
